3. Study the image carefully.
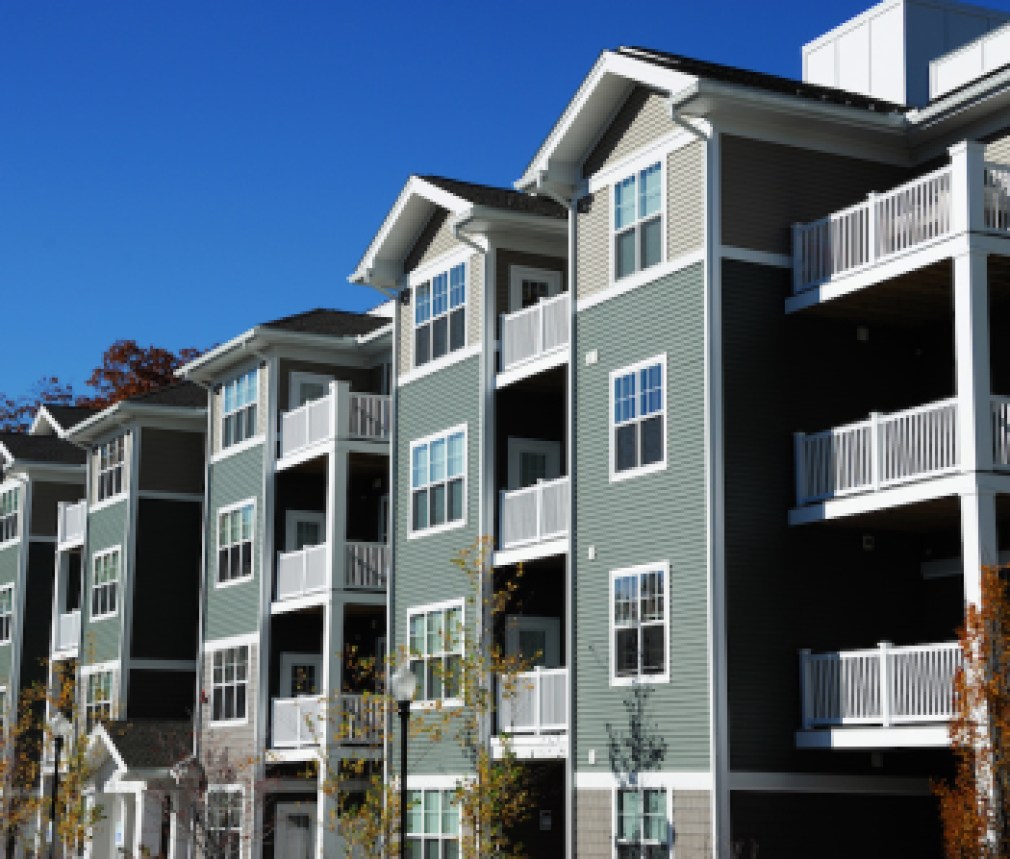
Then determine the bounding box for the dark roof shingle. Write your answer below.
[262,308,389,337]
[125,381,207,409]
[419,176,567,219]
[42,404,96,432]
[0,433,85,465]
[100,720,192,769]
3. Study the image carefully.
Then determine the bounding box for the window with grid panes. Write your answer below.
[96,435,126,501]
[410,429,465,533]
[212,646,249,721]
[0,586,11,643]
[206,787,242,858]
[408,603,463,702]
[613,566,667,682]
[0,487,18,543]
[222,369,258,448]
[218,503,254,584]
[612,359,665,476]
[616,789,668,857]
[91,549,119,619]
[613,162,662,279]
[86,671,114,731]
[414,263,466,367]
[406,789,460,858]
[0,689,6,737]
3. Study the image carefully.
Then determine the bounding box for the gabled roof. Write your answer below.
[92,720,192,772]
[30,404,96,438]
[419,176,565,219]
[262,307,389,337]
[119,381,208,409]
[67,381,207,444]
[0,433,86,467]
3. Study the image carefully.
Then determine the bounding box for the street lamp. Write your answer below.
[390,660,417,859]
[48,712,72,859]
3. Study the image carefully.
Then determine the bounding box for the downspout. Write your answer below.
[386,281,401,847]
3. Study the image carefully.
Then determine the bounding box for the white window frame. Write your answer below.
[90,547,121,621]
[216,499,256,588]
[206,784,244,859]
[611,158,665,283]
[210,645,250,725]
[406,787,460,858]
[95,434,127,503]
[0,686,6,738]
[284,509,325,553]
[609,562,670,687]
[0,584,12,644]
[412,257,468,369]
[84,668,116,732]
[288,371,333,410]
[279,652,323,698]
[407,598,464,708]
[609,354,668,483]
[221,368,259,449]
[612,786,670,858]
[508,265,562,313]
[408,424,467,538]
[0,484,19,545]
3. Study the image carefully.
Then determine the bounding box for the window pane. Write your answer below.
[412,490,429,531]
[430,484,446,527]
[424,790,440,835]
[614,373,636,424]
[415,285,431,325]
[432,274,448,316]
[640,216,662,269]
[409,615,425,655]
[614,575,638,625]
[614,176,636,229]
[447,479,464,523]
[639,163,661,218]
[618,791,641,840]
[616,628,639,676]
[412,445,429,489]
[615,229,636,279]
[427,611,444,656]
[445,607,462,651]
[415,326,431,367]
[642,625,664,675]
[640,415,664,466]
[429,439,446,482]
[449,308,465,351]
[616,424,638,472]
[406,791,423,834]
[442,793,459,835]
[640,364,663,416]
[432,317,448,360]
[641,571,664,622]
[449,264,465,308]
[446,433,464,478]
[443,654,461,699]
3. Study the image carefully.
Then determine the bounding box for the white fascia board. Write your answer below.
[452,206,568,240]
[89,724,129,773]
[9,462,85,482]
[64,401,126,441]
[70,404,204,445]
[176,328,257,381]
[0,442,13,468]
[28,406,68,438]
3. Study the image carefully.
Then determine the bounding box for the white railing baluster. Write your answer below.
[500,293,570,372]
[499,477,570,550]
[496,667,568,735]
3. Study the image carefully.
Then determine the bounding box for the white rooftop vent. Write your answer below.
[803,0,1010,107]
[929,19,1010,98]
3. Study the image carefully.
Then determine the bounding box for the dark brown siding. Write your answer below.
[721,135,909,255]
[139,428,205,494]
[127,669,196,719]
[275,358,376,408]
[30,481,84,537]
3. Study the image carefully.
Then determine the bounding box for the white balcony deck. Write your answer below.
[494,667,568,760]
[797,641,959,749]
[345,542,389,591]
[791,156,1010,299]
[271,693,383,749]
[498,293,569,384]
[53,609,80,654]
[276,544,328,602]
[498,477,569,559]
[57,500,86,547]
[278,382,390,463]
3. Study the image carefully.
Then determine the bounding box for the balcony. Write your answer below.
[57,500,86,546]
[276,544,328,602]
[345,542,389,591]
[271,693,383,749]
[494,667,568,759]
[498,477,569,557]
[53,610,80,654]
[278,382,390,462]
[791,154,1010,297]
[797,641,959,749]
[499,292,570,381]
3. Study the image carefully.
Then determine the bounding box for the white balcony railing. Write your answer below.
[794,397,959,505]
[500,292,570,372]
[55,610,80,652]
[800,641,960,729]
[497,667,568,735]
[57,500,86,545]
[993,397,1010,468]
[272,694,383,748]
[276,544,328,601]
[345,542,389,590]
[278,383,390,460]
[499,477,569,550]
[792,157,1010,293]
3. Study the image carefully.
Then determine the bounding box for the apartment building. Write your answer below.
[351,0,1010,856]
[176,307,393,858]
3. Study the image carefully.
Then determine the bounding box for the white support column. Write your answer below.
[961,488,998,607]
[949,141,986,235]
[954,246,992,474]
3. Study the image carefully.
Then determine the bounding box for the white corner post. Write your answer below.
[949,141,986,236]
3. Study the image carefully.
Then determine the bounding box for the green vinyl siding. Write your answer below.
[394,353,481,776]
[0,543,18,682]
[83,498,128,665]
[205,441,265,640]
[574,262,710,772]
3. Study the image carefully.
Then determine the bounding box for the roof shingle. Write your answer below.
[0,433,85,465]
[419,176,567,219]
[100,720,192,769]
[262,308,389,337]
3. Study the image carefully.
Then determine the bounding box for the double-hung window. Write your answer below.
[0,487,18,543]
[222,369,258,448]
[410,428,465,534]
[611,356,665,478]
[0,585,12,643]
[96,435,126,501]
[616,788,668,857]
[407,789,460,858]
[408,602,463,702]
[218,502,254,584]
[206,787,242,859]
[86,670,114,731]
[91,549,120,619]
[612,563,668,684]
[614,162,662,280]
[212,646,249,722]
[414,262,466,367]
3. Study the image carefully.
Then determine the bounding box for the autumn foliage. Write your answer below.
[934,566,1010,858]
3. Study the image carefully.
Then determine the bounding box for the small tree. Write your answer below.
[934,566,1010,857]
[81,339,202,408]
[0,376,75,432]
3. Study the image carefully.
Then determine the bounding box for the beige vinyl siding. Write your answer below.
[404,208,458,272]
[576,189,610,300]
[583,87,670,177]
[83,498,128,665]
[397,298,412,377]
[720,134,909,255]
[31,481,85,538]
[667,140,705,259]
[985,128,1010,163]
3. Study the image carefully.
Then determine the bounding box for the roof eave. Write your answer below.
[68,402,206,444]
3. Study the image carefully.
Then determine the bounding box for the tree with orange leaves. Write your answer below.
[934,566,1010,858]
[80,339,201,408]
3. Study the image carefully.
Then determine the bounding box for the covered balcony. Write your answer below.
[797,641,959,749]
[57,499,86,547]
[271,693,384,749]
[345,542,389,591]
[53,609,80,655]
[275,543,328,602]
[498,292,570,385]
[498,477,569,559]
[493,667,568,759]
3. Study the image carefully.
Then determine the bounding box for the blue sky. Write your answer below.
[1,0,1005,397]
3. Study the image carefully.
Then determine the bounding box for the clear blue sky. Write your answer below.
[2,0,1006,397]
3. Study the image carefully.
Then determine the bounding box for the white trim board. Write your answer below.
[397,343,482,388]
[575,249,705,313]
[574,770,712,790]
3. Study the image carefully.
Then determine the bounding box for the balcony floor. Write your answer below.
[491,733,568,760]
[796,724,950,750]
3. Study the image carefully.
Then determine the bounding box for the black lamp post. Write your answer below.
[390,661,417,859]
[48,712,71,859]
